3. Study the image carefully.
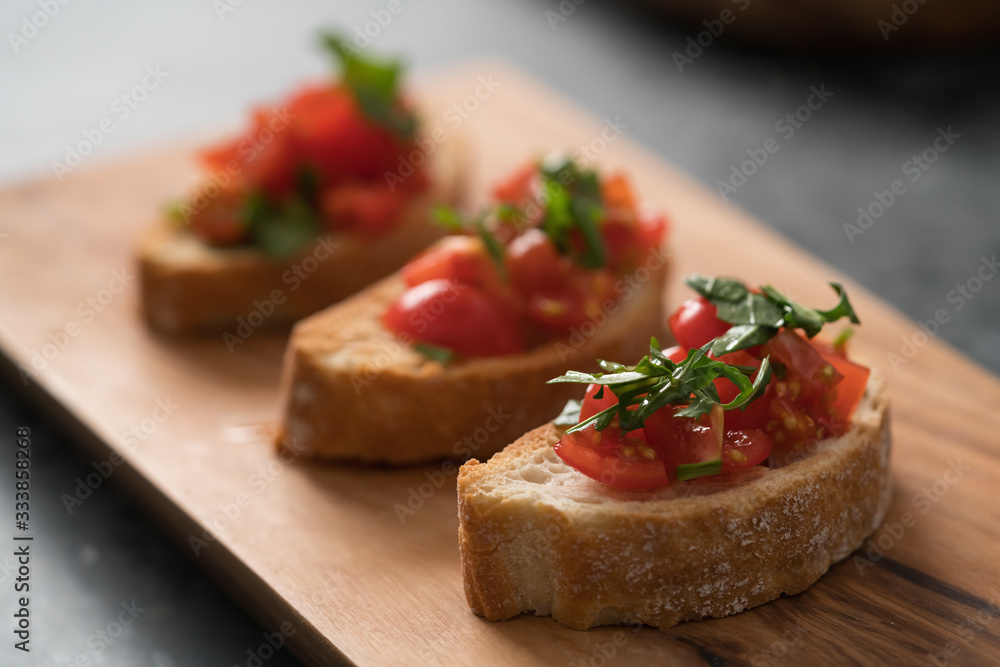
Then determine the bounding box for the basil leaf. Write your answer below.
[320,33,416,139]
[413,342,454,364]
[245,193,318,257]
[553,399,583,426]
[676,459,722,481]
[432,206,465,231]
[709,324,777,356]
[817,283,861,325]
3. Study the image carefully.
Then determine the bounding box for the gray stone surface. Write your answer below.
[0,0,996,665]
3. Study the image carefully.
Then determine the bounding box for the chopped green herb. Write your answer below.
[549,338,773,432]
[553,399,583,426]
[320,33,416,139]
[676,459,722,481]
[686,275,860,356]
[833,326,855,349]
[243,191,319,257]
[414,342,455,364]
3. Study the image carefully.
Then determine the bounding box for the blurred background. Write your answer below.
[1,0,997,664]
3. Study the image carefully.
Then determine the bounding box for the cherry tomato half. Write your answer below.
[554,422,667,490]
[668,297,732,351]
[382,279,524,357]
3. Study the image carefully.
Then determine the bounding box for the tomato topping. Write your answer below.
[668,297,732,351]
[762,330,843,401]
[554,422,667,489]
[721,429,773,473]
[817,348,870,432]
[643,404,723,470]
[320,179,411,235]
[382,279,525,357]
[492,162,537,203]
[504,229,566,295]
[187,182,248,246]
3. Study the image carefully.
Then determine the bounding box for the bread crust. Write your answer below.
[457,371,892,630]
[137,130,467,335]
[275,249,671,464]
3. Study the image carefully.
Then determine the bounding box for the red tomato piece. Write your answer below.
[762,330,844,400]
[662,345,689,363]
[504,228,566,295]
[524,288,588,333]
[721,429,773,473]
[668,297,732,351]
[818,349,870,429]
[492,162,537,203]
[637,205,668,249]
[579,383,620,422]
[188,182,249,246]
[642,404,723,470]
[319,180,409,235]
[382,279,525,357]
[600,218,641,271]
[554,422,668,489]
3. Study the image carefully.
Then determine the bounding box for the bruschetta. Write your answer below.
[276,157,672,463]
[139,35,465,335]
[458,275,891,629]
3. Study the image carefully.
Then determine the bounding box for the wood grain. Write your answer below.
[1,61,998,667]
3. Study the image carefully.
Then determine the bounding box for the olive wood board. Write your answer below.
[1,61,998,667]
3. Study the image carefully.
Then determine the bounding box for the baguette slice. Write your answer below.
[457,370,891,630]
[138,132,467,335]
[276,249,670,464]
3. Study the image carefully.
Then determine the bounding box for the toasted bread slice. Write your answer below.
[276,250,670,464]
[457,371,891,630]
[138,133,467,335]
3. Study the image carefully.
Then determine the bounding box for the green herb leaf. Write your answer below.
[244,192,319,257]
[320,33,416,139]
[538,158,606,268]
[553,399,583,426]
[432,206,465,232]
[413,342,455,364]
[676,459,722,481]
[833,326,855,348]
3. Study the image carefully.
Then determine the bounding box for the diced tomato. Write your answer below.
[525,287,588,333]
[668,297,732,351]
[642,404,723,471]
[721,429,773,473]
[579,383,621,422]
[600,174,636,211]
[722,381,774,431]
[504,229,566,295]
[600,218,642,271]
[554,422,668,490]
[382,279,524,357]
[762,330,843,401]
[818,349,870,431]
[662,345,689,363]
[319,180,410,235]
[187,182,249,245]
[637,205,668,249]
[288,84,411,186]
[492,162,537,203]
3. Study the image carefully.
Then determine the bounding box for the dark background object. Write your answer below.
[1,0,997,664]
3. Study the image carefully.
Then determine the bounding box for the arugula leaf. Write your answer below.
[686,275,861,355]
[433,206,465,232]
[414,342,455,364]
[549,340,772,433]
[320,33,416,139]
[676,459,722,481]
[553,399,583,426]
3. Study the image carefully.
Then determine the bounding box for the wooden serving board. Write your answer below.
[2,62,999,666]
